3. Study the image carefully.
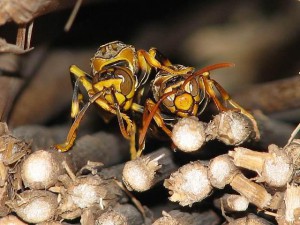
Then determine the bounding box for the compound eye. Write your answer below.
[188,78,199,97]
[116,68,133,96]
[163,93,175,107]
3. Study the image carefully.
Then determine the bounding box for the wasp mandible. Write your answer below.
[54,41,193,159]
[137,63,260,155]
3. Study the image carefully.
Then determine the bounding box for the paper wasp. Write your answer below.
[137,63,260,154]
[54,41,192,159]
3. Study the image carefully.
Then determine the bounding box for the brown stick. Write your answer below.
[0,77,23,122]
[0,53,23,123]
[0,0,75,26]
[233,76,300,115]
[153,209,220,225]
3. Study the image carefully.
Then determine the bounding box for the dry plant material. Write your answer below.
[0,52,23,122]
[284,139,300,169]
[215,194,249,212]
[208,154,272,209]
[57,172,123,220]
[0,37,32,54]
[0,76,23,122]
[0,215,28,225]
[276,184,300,225]
[152,211,180,225]
[80,208,96,225]
[225,213,274,225]
[21,150,66,189]
[0,129,31,185]
[0,0,74,25]
[112,203,145,225]
[268,191,285,210]
[0,22,33,55]
[284,140,300,183]
[95,209,128,225]
[0,123,31,216]
[229,145,293,188]
[208,154,239,189]
[122,153,164,192]
[171,116,206,152]
[229,173,272,209]
[0,123,31,197]
[206,111,254,146]
[153,209,220,225]
[234,76,300,115]
[164,161,212,206]
[37,222,66,225]
[103,147,178,185]
[0,184,10,217]
[6,190,58,224]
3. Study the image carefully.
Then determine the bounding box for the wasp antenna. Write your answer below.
[194,62,235,76]
[181,63,235,89]
[138,90,177,148]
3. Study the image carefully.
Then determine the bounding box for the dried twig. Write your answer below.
[233,76,300,115]
[153,209,220,225]
[0,0,76,26]
[64,0,83,32]
[0,38,32,54]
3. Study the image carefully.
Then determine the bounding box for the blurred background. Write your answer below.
[0,0,299,128]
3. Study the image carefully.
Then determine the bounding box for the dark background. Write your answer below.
[1,0,299,127]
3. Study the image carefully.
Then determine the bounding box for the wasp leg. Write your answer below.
[69,65,93,119]
[137,99,172,157]
[148,47,172,67]
[69,65,94,91]
[54,100,92,152]
[137,50,194,76]
[109,88,139,159]
[69,65,94,116]
[70,77,85,119]
[117,110,138,160]
[147,100,172,138]
[201,75,260,140]
[54,66,94,151]
[115,105,138,159]
[93,94,139,155]
[114,108,138,159]
[55,87,124,152]
[136,48,175,88]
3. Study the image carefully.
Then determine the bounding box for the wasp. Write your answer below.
[137,63,260,154]
[54,41,193,159]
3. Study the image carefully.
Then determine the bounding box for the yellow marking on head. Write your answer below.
[93,79,122,92]
[174,93,193,111]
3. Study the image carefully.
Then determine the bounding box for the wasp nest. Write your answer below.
[171,116,206,152]
[95,209,128,225]
[164,161,213,206]
[21,150,67,189]
[214,194,249,212]
[229,145,293,188]
[122,153,164,192]
[206,111,254,146]
[6,190,58,224]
